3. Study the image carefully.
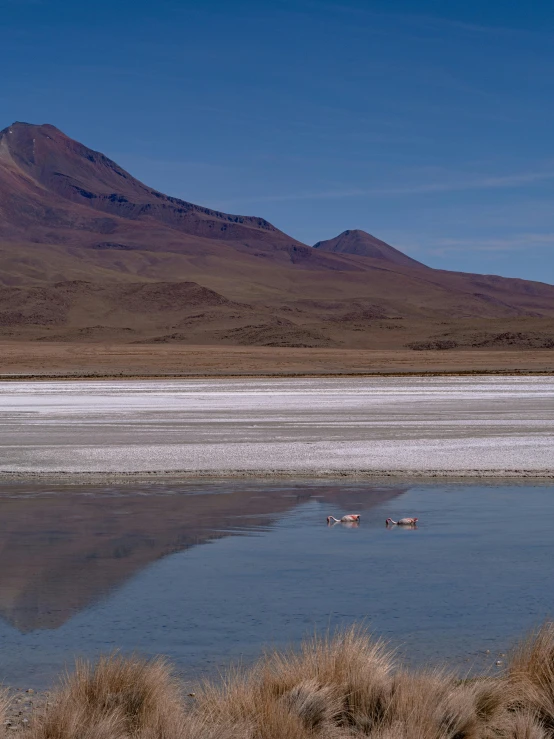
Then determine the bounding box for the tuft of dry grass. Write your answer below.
[508,622,554,733]
[197,626,392,736]
[0,689,12,739]
[26,653,186,739]
[19,623,554,739]
[501,712,549,739]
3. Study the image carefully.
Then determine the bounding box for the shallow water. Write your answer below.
[0,480,553,687]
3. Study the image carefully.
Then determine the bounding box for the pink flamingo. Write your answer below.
[327,514,361,524]
[386,517,418,526]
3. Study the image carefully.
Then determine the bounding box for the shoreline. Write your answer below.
[1,368,554,381]
[1,469,553,484]
[4,626,554,737]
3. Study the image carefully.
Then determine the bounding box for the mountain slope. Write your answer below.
[0,122,299,247]
[0,121,553,350]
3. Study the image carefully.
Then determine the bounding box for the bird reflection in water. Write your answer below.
[327,514,361,527]
[386,517,418,529]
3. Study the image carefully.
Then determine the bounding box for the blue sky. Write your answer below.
[2,0,554,283]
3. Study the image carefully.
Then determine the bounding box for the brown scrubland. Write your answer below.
[6,624,554,738]
[1,343,553,378]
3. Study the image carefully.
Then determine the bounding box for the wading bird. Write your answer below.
[386,517,418,526]
[327,514,361,524]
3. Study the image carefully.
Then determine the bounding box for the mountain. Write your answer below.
[0,120,553,351]
[0,121,308,250]
[313,229,427,269]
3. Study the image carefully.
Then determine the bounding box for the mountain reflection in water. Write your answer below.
[0,481,406,633]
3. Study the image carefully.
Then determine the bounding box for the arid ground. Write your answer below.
[0,342,553,378]
[2,377,552,476]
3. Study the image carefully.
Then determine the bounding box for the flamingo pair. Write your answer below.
[326,514,419,527]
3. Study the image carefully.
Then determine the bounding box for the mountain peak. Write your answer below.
[1,121,68,142]
[0,121,82,173]
[339,229,363,237]
[0,120,301,247]
[7,121,62,131]
[313,229,427,269]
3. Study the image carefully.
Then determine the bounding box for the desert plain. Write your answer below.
[0,342,553,379]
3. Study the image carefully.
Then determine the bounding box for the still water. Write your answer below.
[0,480,552,687]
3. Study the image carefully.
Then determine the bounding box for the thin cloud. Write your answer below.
[426,233,554,254]
[304,1,550,39]
[221,169,554,207]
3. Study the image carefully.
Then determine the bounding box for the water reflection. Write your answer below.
[0,481,406,633]
[2,481,554,690]
[327,521,360,528]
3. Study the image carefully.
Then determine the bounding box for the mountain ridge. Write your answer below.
[0,120,553,350]
[0,121,299,247]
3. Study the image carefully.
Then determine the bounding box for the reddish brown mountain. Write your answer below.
[313,229,427,269]
[0,121,307,250]
[0,120,553,350]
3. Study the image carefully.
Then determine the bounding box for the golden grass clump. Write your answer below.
[27,653,186,739]
[508,622,554,733]
[194,627,518,738]
[373,669,513,739]
[196,626,392,736]
[19,622,554,739]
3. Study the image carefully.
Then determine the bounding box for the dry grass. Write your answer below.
[0,688,12,738]
[25,653,186,739]
[508,623,554,734]
[21,624,554,739]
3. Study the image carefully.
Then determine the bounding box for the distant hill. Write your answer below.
[314,229,427,269]
[0,120,553,350]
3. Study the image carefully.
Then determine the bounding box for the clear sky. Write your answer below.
[2,0,554,283]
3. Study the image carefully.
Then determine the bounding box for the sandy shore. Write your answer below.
[1,471,552,483]
[1,376,553,478]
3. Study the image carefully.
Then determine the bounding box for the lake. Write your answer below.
[0,479,553,688]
